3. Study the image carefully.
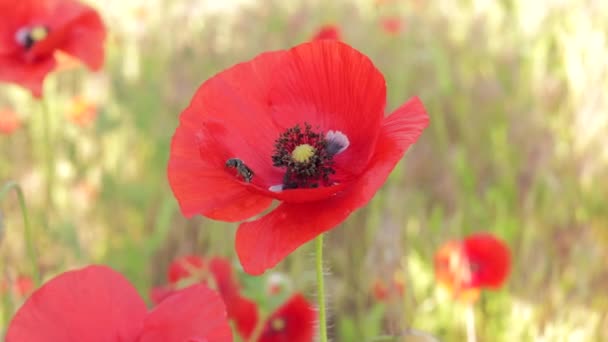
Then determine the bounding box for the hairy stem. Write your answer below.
[316,233,328,342]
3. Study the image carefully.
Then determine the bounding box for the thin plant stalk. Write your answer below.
[316,233,328,342]
[465,304,477,342]
[0,181,41,286]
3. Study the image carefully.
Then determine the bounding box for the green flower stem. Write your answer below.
[316,233,328,342]
[0,181,41,286]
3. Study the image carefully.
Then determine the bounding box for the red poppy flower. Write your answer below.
[66,96,97,126]
[0,108,21,134]
[168,41,429,275]
[151,255,258,336]
[311,25,341,41]
[380,17,403,35]
[0,0,106,97]
[6,265,232,342]
[1,274,34,299]
[434,233,511,302]
[235,293,316,342]
[372,270,405,301]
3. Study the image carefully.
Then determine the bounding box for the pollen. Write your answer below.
[291,144,316,163]
[30,27,49,41]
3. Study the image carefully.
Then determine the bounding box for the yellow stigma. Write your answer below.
[291,144,315,163]
[271,318,286,331]
[30,27,48,42]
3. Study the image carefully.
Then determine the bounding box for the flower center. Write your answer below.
[271,123,348,190]
[270,318,286,332]
[15,26,49,50]
[291,144,315,163]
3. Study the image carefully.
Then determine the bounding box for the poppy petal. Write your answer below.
[168,116,274,220]
[139,284,233,342]
[0,56,55,97]
[168,255,206,284]
[230,295,260,339]
[236,97,429,274]
[168,51,290,219]
[209,257,240,299]
[6,265,147,342]
[464,233,511,288]
[52,0,106,70]
[149,285,176,305]
[269,41,387,178]
[258,294,316,342]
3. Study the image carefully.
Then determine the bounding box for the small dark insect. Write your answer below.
[226,158,254,183]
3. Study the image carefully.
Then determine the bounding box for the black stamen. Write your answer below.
[271,123,336,189]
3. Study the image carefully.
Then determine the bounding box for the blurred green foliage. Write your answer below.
[1,0,607,340]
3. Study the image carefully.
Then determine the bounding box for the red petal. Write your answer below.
[269,41,387,179]
[464,233,511,288]
[51,0,106,70]
[0,56,55,98]
[258,294,316,342]
[168,117,274,220]
[139,284,233,342]
[167,51,290,218]
[149,285,176,305]
[209,257,240,299]
[168,255,206,284]
[236,97,428,274]
[6,265,147,342]
[311,25,341,41]
[207,258,262,340]
[230,295,260,339]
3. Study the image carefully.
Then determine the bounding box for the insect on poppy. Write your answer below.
[0,0,106,97]
[168,40,429,275]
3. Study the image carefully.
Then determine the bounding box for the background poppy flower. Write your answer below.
[235,293,316,342]
[6,265,233,342]
[152,255,258,336]
[0,0,106,97]
[311,25,341,41]
[434,233,511,302]
[66,96,98,126]
[0,108,21,134]
[168,40,429,275]
[372,270,405,301]
[380,17,403,35]
[257,294,316,342]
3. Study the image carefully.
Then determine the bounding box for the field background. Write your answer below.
[1,0,607,340]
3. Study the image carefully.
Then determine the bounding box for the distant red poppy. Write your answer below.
[168,41,429,275]
[434,233,511,303]
[372,270,405,301]
[151,255,258,336]
[13,275,34,297]
[236,294,316,342]
[66,96,97,126]
[0,109,21,134]
[0,0,106,97]
[381,17,403,35]
[1,274,34,299]
[6,265,232,342]
[311,25,341,41]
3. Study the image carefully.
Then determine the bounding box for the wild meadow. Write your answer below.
[1,0,607,341]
